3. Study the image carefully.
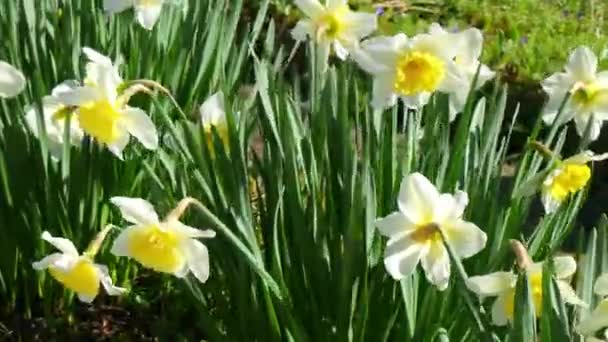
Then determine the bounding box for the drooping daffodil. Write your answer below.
[25,81,85,160]
[110,197,216,283]
[291,0,377,71]
[578,274,608,340]
[467,255,585,326]
[104,0,165,30]
[541,150,608,213]
[353,23,467,111]
[200,91,229,154]
[427,24,495,120]
[57,48,158,159]
[375,173,487,290]
[0,60,26,98]
[542,46,608,141]
[32,230,126,303]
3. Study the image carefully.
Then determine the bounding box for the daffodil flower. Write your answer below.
[25,81,84,160]
[467,256,585,326]
[104,0,165,30]
[292,0,377,70]
[110,197,216,283]
[427,24,495,120]
[56,48,158,159]
[542,46,608,141]
[0,60,26,98]
[375,173,487,290]
[353,24,465,110]
[541,150,608,213]
[578,274,608,340]
[32,231,126,303]
[200,91,229,154]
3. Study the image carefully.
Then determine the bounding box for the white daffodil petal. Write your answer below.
[96,264,127,296]
[0,60,26,98]
[434,191,469,222]
[574,114,602,141]
[400,92,431,110]
[294,0,324,18]
[110,197,160,225]
[595,274,608,296]
[333,41,349,60]
[397,173,440,223]
[32,253,64,270]
[106,129,130,160]
[371,74,397,109]
[83,47,113,67]
[200,91,226,125]
[121,107,158,150]
[491,294,510,326]
[183,239,211,283]
[541,187,561,214]
[556,280,587,307]
[578,299,608,335]
[41,231,79,256]
[383,233,424,280]
[566,46,598,81]
[326,0,346,10]
[292,20,314,42]
[77,294,95,303]
[56,86,101,106]
[317,41,331,73]
[444,220,486,259]
[170,220,216,239]
[421,241,450,290]
[375,212,415,238]
[104,0,133,12]
[135,4,163,30]
[457,28,483,64]
[467,272,516,297]
[342,12,377,40]
[110,226,137,256]
[553,255,577,279]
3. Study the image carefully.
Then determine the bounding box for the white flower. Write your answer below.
[32,231,126,303]
[292,0,377,70]
[542,46,608,141]
[110,197,216,283]
[25,81,84,160]
[0,60,26,98]
[578,274,608,340]
[467,256,585,326]
[200,91,229,153]
[375,173,487,290]
[56,48,158,159]
[104,0,165,30]
[428,24,495,120]
[353,24,466,110]
[541,150,608,213]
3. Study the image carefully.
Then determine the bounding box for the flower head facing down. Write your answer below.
[56,48,158,159]
[375,173,487,290]
[32,231,126,303]
[292,0,377,68]
[467,256,585,326]
[0,60,26,98]
[542,46,608,141]
[200,91,229,154]
[104,0,165,30]
[25,81,85,159]
[541,151,608,213]
[110,197,216,283]
[354,23,479,111]
[578,274,608,339]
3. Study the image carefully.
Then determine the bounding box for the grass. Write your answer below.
[1,0,608,340]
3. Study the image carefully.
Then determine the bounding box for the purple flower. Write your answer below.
[375,7,384,16]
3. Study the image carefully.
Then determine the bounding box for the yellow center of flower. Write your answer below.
[316,7,348,41]
[51,107,70,122]
[204,123,230,157]
[503,273,543,319]
[127,225,185,274]
[136,0,162,6]
[78,100,121,144]
[548,163,591,202]
[571,83,607,108]
[49,259,100,299]
[410,222,441,243]
[394,51,445,96]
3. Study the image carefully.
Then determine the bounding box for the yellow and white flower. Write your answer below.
[56,48,158,159]
[353,24,465,110]
[32,231,126,303]
[291,0,377,69]
[0,60,26,98]
[428,24,495,120]
[542,46,608,141]
[541,150,608,213]
[375,173,487,290]
[200,91,229,145]
[25,81,84,159]
[467,256,585,326]
[104,0,165,30]
[110,197,216,283]
[578,274,608,340]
